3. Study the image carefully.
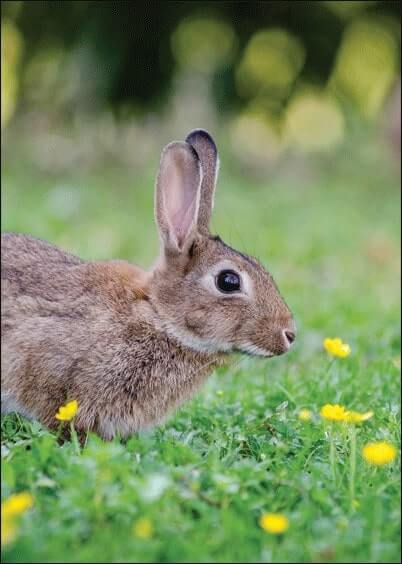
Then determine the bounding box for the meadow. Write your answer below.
[1,126,401,563]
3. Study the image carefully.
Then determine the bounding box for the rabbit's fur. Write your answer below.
[1,130,295,439]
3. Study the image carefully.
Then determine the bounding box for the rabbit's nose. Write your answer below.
[283,329,296,348]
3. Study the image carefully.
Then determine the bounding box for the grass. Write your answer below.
[1,126,401,563]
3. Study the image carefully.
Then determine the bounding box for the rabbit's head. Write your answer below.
[150,130,295,357]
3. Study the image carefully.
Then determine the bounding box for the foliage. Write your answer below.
[1,1,401,124]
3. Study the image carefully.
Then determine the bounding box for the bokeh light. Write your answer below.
[23,47,66,106]
[171,17,237,73]
[230,106,282,169]
[236,29,305,99]
[329,17,399,117]
[283,91,345,152]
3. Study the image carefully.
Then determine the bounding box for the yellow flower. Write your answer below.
[343,410,373,424]
[298,408,312,421]
[259,512,289,534]
[1,492,33,547]
[55,400,78,421]
[323,337,351,358]
[362,441,397,465]
[133,517,153,539]
[2,492,34,518]
[320,403,348,421]
[320,404,373,424]
[1,517,17,546]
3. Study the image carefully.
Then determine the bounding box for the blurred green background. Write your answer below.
[2,0,401,170]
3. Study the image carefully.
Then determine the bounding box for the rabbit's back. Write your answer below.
[2,231,82,268]
[2,232,149,317]
[2,232,82,298]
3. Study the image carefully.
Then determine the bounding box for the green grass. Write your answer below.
[1,128,401,563]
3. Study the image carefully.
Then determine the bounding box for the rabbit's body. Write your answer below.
[2,130,296,440]
[2,233,222,438]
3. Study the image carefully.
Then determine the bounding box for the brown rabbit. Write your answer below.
[1,130,296,440]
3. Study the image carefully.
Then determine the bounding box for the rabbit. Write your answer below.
[1,129,296,440]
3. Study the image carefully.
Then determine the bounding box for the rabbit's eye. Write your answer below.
[216,270,241,293]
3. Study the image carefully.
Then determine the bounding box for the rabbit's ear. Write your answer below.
[185,129,219,234]
[155,141,202,253]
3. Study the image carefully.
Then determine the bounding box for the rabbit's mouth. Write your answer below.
[235,342,274,358]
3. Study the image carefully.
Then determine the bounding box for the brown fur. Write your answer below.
[1,130,295,440]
